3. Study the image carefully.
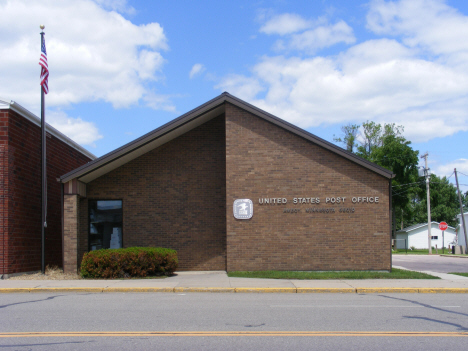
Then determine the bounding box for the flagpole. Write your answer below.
[40,25,46,274]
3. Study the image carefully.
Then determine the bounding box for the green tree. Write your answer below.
[410,174,460,227]
[355,121,382,159]
[333,124,360,152]
[373,132,419,228]
[334,121,419,230]
[353,122,418,229]
[355,121,404,161]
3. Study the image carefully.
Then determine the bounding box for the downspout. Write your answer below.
[1,145,5,278]
[60,180,64,270]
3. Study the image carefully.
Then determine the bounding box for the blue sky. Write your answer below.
[1,0,467,190]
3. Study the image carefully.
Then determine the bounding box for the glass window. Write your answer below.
[431,236,438,240]
[89,200,123,251]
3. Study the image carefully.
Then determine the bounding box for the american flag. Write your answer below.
[39,37,49,94]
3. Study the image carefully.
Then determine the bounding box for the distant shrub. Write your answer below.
[80,247,178,279]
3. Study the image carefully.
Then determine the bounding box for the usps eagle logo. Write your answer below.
[233,199,253,219]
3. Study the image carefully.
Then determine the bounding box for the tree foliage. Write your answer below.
[333,123,360,152]
[352,121,419,228]
[355,122,405,161]
[334,120,463,230]
[410,174,460,227]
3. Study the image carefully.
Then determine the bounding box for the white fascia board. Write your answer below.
[0,98,96,160]
[401,222,456,233]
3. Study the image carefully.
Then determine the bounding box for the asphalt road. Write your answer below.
[0,292,467,350]
[393,254,468,273]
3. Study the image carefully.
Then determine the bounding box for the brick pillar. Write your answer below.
[63,194,79,273]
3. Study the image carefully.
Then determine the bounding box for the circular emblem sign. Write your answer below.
[439,222,448,231]
[233,199,253,219]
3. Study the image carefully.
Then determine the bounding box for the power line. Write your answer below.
[392,187,420,198]
[392,181,426,188]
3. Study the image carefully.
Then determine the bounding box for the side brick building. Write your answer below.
[61,93,394,273]
[0,99,94,277]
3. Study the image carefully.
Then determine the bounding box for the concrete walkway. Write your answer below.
[1,270,468,293]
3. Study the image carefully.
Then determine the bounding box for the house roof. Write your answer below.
[0,98,96,160]
[397,222,456,233]
[60,92,395,184]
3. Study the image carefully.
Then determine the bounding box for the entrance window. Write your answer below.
[89,200,123,251]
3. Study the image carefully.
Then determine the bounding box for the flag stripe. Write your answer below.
[39,37,49,94]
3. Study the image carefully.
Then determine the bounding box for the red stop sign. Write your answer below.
[439,222,448,231]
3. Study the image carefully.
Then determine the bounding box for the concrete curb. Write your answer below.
[297,288,356,293]
[1,287,468,294]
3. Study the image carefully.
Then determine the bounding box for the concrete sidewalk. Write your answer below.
[1,270,468,293]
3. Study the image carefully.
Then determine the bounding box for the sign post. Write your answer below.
[439,222,448,254]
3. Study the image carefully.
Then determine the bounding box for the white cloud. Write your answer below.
[435,159,468,178]
[288,20,355,53]
[92,0,135,14]
[260,13,355,53]
[367,0,468,57]
[47,110,103,147]
[216,74,264,101]
[434,159,468,192]
[143,93,177,112]
[0,0,169,112]
[189,64,206,79]
[217,0,468,143]
[260,13,312,35]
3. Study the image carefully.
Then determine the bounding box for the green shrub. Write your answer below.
[80,247,178,279]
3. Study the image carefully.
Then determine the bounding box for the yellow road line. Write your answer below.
[1,331,467,338]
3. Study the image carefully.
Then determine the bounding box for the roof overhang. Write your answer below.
[397,222,456,233]
[0,98,96,160]
[60,92,395,184]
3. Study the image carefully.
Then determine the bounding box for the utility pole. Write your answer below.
[454,168,468,253]
[420,153,432,254]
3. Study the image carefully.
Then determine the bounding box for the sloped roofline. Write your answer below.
[0,98,96,160]
[397,221,456,233]
[60,92,394,183]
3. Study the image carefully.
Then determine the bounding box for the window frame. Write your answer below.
[88,199,123,251]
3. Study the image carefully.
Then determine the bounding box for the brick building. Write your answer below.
[61,93,394,273]
[0,99,95,277]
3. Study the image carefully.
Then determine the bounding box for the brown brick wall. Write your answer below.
[0,110,8,274]
[80,115,227,270]
[0,109,91,275]
[225,103,391,271]
[63,195,79,273]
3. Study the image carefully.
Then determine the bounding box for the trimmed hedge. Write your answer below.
[80,247,178,279]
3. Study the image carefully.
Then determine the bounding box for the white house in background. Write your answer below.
[456,212,468,248]
[395,222,456,250]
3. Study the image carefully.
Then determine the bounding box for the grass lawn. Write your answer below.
[448,273,468,278]
[227,268,439,280]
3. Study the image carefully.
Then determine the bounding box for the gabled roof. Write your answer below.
[397,222,456,233]
[60,92,394,183]
[0,98,96,160]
